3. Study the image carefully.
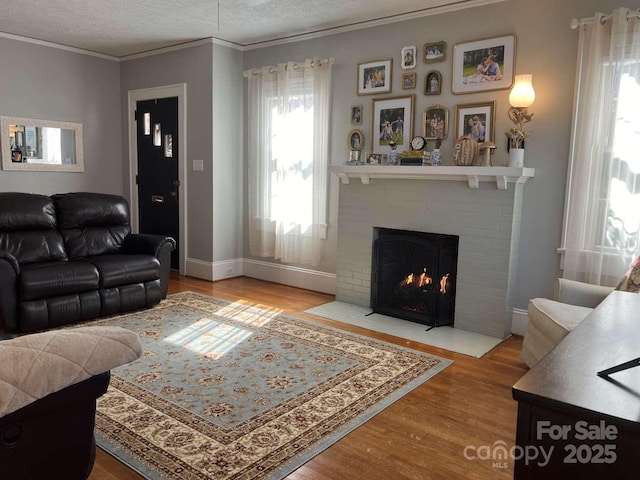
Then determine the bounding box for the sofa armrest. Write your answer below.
[554,278,614,308]
[123,233,176,258]
[0,326,142,417]
[124,234,176,298]
[0,252,19,333]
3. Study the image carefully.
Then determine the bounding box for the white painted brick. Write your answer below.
[336,179,523,337]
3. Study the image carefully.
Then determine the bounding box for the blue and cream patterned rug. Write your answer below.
[94,292,452,479]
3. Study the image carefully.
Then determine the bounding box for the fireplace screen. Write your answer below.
[371,227,459,327]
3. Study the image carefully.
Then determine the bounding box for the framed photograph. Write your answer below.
[358,59,392,95]
[366,152,388,165]
[372,95,414,150]
[402,72,417,90]
[454,101,496,143]
[351,104,363,125]
[452,34,515,94]
[348,129,365,151]
[424,71,442,95]
[401,45,417,70]
[423,41,446,63]
[423,104,449,140]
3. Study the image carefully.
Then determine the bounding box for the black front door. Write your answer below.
[136,97,179,269]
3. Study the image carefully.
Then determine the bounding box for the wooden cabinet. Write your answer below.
[512,291,640,479]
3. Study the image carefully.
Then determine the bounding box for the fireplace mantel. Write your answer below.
[330,165,535,190]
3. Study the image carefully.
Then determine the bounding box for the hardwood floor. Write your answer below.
[90,273,529,480]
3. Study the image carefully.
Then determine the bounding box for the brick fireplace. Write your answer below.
[332,167,533,339]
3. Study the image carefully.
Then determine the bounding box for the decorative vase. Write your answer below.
[453,136,479,166]
[388,141,399,165]
[508,148,524,167]
[430,149,442,166]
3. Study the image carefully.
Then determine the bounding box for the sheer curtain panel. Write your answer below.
[245,58,333,267]
[562,8,640,285]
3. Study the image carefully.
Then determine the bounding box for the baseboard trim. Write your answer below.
[186,258,245,281]
[185,257,336,294]
[243,259,336,295]
[212,258,244,281]
[185,258,214,281]
[511,308,529,336]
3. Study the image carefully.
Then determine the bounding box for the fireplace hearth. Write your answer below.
[371,227,459,328]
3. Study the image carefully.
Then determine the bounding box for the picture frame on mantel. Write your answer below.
[452,34,515,94]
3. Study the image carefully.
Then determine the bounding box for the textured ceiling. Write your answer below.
[0,0,505,58]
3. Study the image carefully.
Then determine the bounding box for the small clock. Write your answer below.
[411,136,426,150]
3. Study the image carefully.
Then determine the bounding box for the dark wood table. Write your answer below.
[512,291,640,479]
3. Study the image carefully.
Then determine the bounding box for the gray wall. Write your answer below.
[212,44,244,262]
[120,42,244,265]
[121,44,207,264]
[0,37,122,195]
[243,0,625,309]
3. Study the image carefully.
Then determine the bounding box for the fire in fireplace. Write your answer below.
[371,227,459,328]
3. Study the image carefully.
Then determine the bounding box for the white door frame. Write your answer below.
[128,84,187,275]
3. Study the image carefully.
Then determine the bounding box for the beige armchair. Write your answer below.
[520,278,614,368]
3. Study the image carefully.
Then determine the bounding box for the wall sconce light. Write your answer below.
[506,74,535,151]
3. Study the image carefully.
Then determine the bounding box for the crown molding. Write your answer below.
[0,0,508,58]
[0,31,119,61]
[239,0,509,51]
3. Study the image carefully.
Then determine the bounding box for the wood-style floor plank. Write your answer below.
[90,273,528,480]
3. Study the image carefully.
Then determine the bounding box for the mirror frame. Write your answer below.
[1,116,84,172]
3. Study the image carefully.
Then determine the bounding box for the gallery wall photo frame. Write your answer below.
[401,45,417,70]
[351,104,363,125]
[424,71,442,95]
[402,72,417,89]
[454,101,496,143]
[452,34,516,94]
[372,95,414,151]
[358,59,393,95]
[348,128,365,151]
[423,104,449,141]
[423,41,446,63]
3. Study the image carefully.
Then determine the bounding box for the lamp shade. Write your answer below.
[509,74,535,108]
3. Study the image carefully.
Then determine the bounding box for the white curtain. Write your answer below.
[246,58,332,267]
[562,8,640,286]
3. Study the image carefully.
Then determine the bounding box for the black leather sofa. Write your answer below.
[0,192,175,333]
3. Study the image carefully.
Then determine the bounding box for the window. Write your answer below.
[561,8,640,285]
[245,58,333,267]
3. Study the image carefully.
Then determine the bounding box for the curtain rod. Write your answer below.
[570,9,640,29]
[243,57,334,77]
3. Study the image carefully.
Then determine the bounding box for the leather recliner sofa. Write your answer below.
[0,192,175,333]
[0,326,143,479]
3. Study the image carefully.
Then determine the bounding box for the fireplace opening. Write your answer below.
[371,227,459,327]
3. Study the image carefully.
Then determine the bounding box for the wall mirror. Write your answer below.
[1,116,83,172]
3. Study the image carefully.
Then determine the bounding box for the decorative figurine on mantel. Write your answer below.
[453,136,479,166]
[479,141,497,166]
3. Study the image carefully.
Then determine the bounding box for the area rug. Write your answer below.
[92,292,452,479]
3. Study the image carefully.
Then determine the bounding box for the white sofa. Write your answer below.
[520,278,614,368]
